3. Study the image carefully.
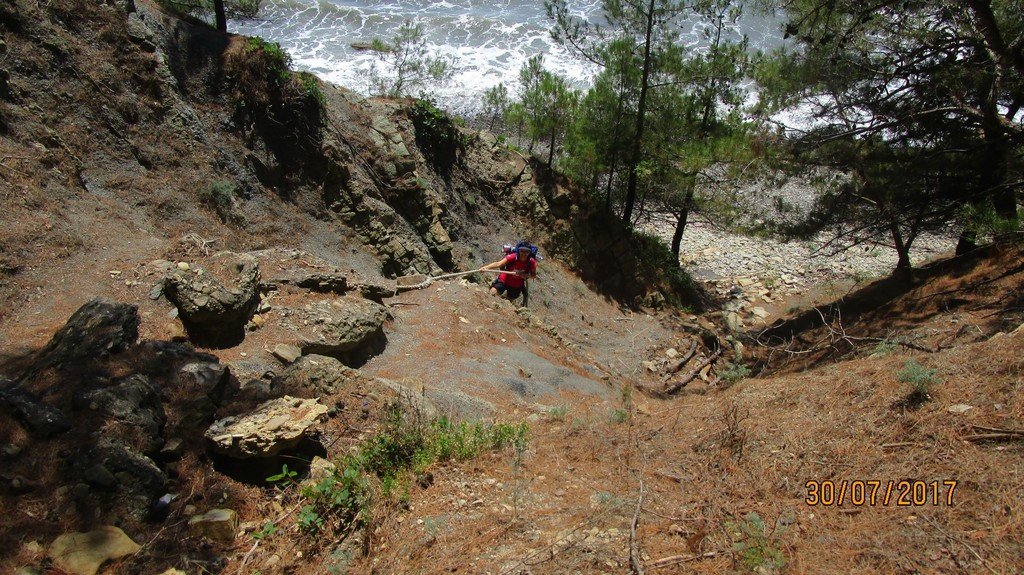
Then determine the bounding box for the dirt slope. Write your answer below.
[1,2,1022,575]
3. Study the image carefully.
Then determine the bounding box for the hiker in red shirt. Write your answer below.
[479,241,537,301]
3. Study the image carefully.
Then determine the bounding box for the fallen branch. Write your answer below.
[630,480,645,575]
[963,433,1024,442]
[963,425,1024,443]
[660,340,699,381]
[971,425,1024,435]
[646,551,724,569]
[664,348,723,395]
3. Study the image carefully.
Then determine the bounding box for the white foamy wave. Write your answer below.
[231,0,782,115]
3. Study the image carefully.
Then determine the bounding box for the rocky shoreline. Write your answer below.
[643,215,957,320]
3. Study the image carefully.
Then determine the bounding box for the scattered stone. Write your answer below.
[159,438,184,461]
[724,311,742,332]
[396,274,428,288]
[84,464,117,489]
[205,396,328,459]
[303,456,337,487]
[665,347,679,359]
[188,509,238,543]
[176,362,230,429]
[272,343,302,364]
[294,273,348,294]
[176,262,190,271]
[751,307,770,319]
[75,438,168,504]
[2,443,24,458]
[642,361,657,372]
[158,569,187,575]
[947,404,973,414]
[49,526,141,575]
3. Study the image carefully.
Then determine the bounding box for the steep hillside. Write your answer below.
[1,2,1022,575]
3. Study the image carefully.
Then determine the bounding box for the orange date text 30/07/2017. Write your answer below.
[804,480,957,507]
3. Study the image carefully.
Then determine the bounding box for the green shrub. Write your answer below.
[296,71,326,107]
[720,362,751,385]
[897,359,939,406]
[289,405,528,538]
[409,98,463,171]
[631,230,700,307]
[727,512,786,573]
[200,180,235,207]
[870,339,898,357]
[299,461,367,534]
[251,521,277,540]
[547,406,568,421]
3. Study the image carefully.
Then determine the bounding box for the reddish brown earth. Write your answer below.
[1,1,1022,574]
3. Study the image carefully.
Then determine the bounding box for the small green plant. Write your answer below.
[727,512,786,573]
[720,362,751,385]
[296,71,326,107]
[300,461,368,532]
[297,505,324,534]
[251,521,277,540]
[897,359,939,407]
[547,406,568,421]
[265,463,298,485]
[609,408,629,424]
[870,338,898,357]
[199,180,236,212]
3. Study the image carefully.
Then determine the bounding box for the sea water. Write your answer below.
[231,0,784,116]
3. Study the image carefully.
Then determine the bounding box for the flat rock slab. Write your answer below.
[272,343,302,364]
[188,508,237,543]
[49,526,141,575]
[205,396,328,459]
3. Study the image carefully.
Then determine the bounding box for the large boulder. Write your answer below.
[275,354,354,396]
[286,298,388,366]
[163,253,260,347]
[205,396,328,459]
[29,299,139,373]
[73,374,164,452]
[48,526,141,575]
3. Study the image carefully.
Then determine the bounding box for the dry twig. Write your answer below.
[630,480,646,575]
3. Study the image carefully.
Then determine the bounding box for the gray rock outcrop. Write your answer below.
[29,299,139,372]
[0,377,71,438]
[73,374,164,452]
[163,252,260,347]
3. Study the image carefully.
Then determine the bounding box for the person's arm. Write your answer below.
[479,258,508,272]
